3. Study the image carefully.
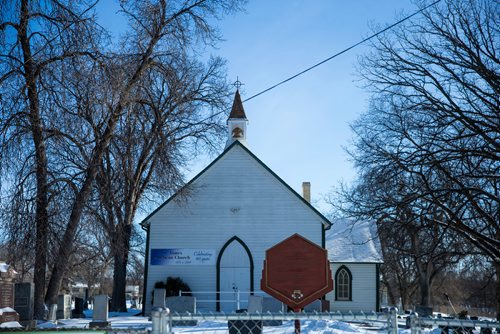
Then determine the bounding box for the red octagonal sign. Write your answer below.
[261,234,333,310]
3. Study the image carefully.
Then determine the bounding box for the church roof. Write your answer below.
[326,219,383,263]
[141,141,331,229]
[228,89,247,120]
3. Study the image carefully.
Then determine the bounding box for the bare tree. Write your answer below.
[92,56,229,311]
[0,0,101,318]
[335,0,498,318]
[1,0,243,317]
[44,0,243,306]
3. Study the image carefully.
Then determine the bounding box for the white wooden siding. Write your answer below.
[145,145,324,313]
[326,263,378,312]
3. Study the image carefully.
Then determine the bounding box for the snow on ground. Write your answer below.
[5,309,494,333]
[35,317,383,333]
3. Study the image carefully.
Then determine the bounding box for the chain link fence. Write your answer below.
[152,308,394,334]
[406,312,499,334]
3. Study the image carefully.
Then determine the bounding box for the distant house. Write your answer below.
[141,91,382,314]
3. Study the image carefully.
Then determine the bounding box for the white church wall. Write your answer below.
[145,144,325,314]
[326,262,378,312]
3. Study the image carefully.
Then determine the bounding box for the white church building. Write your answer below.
[141,90,382,314]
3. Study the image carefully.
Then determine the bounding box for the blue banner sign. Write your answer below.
[151,248,215,265]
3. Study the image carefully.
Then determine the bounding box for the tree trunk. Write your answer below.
[495,260,500,321]
[19,0,50,320]
[418,272,431,307]
[111,224,132,312]
[44,164,101,304]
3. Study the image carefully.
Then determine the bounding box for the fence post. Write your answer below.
[387,307,398,334]
[151,307,163,334]
[161,307,171,334]
[167,308,173,334]
[410,312,420,334]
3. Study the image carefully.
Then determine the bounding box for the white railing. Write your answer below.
[179,290,254,311]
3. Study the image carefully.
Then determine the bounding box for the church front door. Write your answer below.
[218,237,252,313]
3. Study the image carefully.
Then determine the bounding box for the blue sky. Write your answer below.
[97,0,417,214]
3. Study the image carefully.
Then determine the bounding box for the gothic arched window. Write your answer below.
[335,266,352,301]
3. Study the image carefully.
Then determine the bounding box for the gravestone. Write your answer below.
[263,297,285,326]
[56,294,71,319]
[0,262,20,324]
[153,288,166,309]
[247,296,283,326]
[72,297,85,318]
[48,304,57,321]
[304,300,321,312]
[165,296,197,326]
[14,282,34,322]
[415,306,433,317]
[89,295,109,328]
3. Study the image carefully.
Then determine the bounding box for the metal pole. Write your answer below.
[294,308,301,334]
[237,290,240,310]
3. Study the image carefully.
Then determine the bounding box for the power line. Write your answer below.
[240,0,442,105]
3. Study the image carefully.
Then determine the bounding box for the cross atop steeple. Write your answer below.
[233,77,244,90]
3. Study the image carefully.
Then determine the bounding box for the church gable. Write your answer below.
[143,141,330,228]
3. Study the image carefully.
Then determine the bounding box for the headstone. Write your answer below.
[304,299,321,312]
[153,288,166,308]
[253,296,283,326]
[14,283,34,322]
[72,297,85,318]
[247,295,263,313]
[56,294,71,319]
[415,306,433,317]
[48,304,57,321]
[0,262,20,324]
[247,296,283,326]
[165,296,197,326]
[89,295,109,328]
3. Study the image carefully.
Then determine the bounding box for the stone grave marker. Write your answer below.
[48,304,57,321]
[166,296,197,326]
[0,262,20,324]
[247,296,283,326]
[303,300,320,312]
[89,295,109,328]
[153,288,166,309]
[56,294,71,319]
[14,282,34,322]
[72,297,85,318]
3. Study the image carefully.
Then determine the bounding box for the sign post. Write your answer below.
[261,234,333,333]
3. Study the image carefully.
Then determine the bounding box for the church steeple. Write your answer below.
[226,89,248,148]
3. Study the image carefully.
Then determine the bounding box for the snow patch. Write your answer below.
[0,307,16,315]
[0,262,9,273]
[0,321,22,328]
[0,261,17,274]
